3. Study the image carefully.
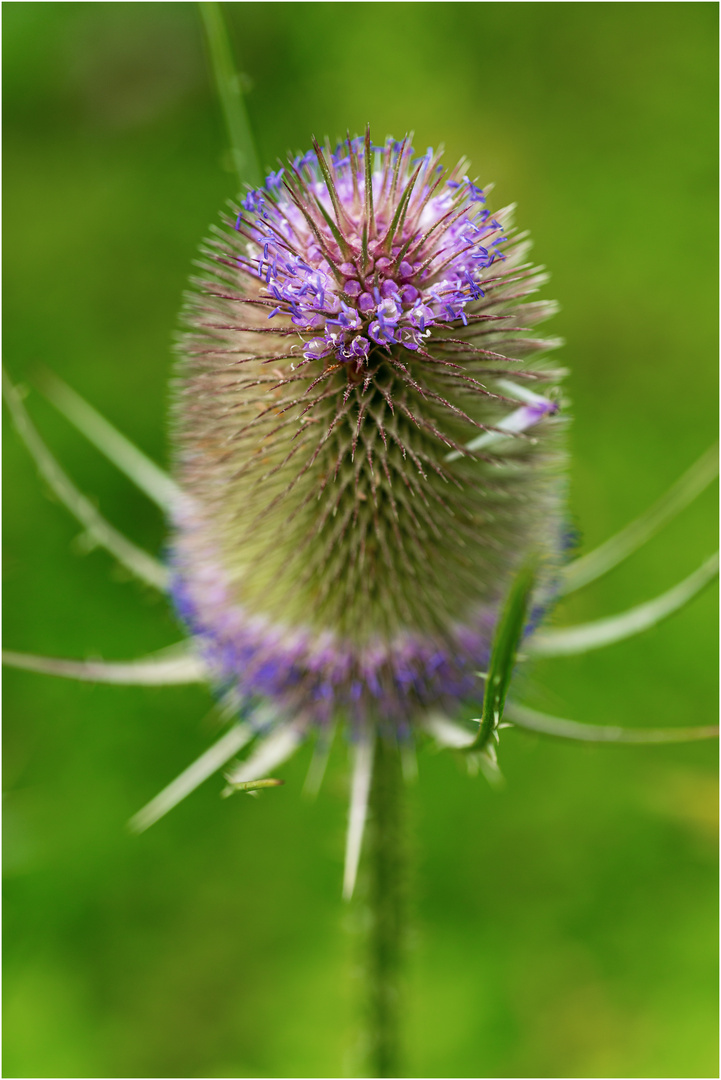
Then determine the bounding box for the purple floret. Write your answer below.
[232,136,508,369]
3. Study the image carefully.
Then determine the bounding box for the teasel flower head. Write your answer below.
[171,130,567,749]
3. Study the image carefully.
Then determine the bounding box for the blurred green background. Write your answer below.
[3,3,718,1077]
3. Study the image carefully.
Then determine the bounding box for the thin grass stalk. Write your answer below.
[199,1,261,189]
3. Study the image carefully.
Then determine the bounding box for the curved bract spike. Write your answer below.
[529,551,718,658]
[199,1,261,188]
[2,648,207,685]
[505,702,719,744]
[423,703,718,751]
[41,372,181,511]
[2,368,168,591]
[343,733,375,901]
[129,722,254,834]
[561,443,719,595]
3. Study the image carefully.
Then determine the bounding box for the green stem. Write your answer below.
[199,1,261,189]
[367,736,405,1078]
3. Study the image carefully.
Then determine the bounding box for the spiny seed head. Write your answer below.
[171,131,568,732]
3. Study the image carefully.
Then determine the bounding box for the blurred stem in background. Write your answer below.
[199,1,261,189]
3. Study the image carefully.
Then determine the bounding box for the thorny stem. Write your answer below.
[366,736,405,1078]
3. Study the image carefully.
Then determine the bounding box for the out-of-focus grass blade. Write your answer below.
[561,443,718,595]
[199,1,261,189]
[41,371,181,512]
[505,702,719,743]
[467,561,537,752]
[529,552,718,657]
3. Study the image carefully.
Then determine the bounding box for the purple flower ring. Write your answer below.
[171,131,567,739]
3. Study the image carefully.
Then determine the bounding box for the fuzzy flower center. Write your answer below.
[233,134,508,375]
